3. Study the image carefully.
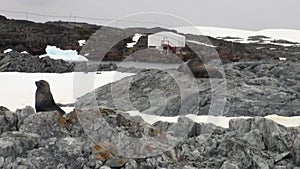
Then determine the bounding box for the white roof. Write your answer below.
[149,31,185,39]
[148,31,186,47]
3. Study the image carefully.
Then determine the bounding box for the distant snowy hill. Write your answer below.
[174,26,300,45]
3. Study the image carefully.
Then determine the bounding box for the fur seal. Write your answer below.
[178,58,223,78]
[35,80,65,115]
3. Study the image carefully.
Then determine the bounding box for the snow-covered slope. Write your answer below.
[175,26,253,39]
[175,26,300,45]
[256,29,300,43]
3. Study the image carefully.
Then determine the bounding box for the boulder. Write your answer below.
[0,131,41,159]
[0,108,18,134]
[0,106,299,168]
[76,60,300,117]
[0,52,74,73]
[229,118,289,152]
[293,136,300,166]
[19,111,69,139]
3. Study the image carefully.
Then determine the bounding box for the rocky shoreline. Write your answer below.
[1,15,300,169]
[0,106,299,169]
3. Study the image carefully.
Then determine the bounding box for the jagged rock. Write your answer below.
[154,120,220,138]
[293,136,300,166]
[220,161,240,169]
[274,152,291,163]
[228,118,252,133]
[0,106,9,112]
[139,158,159,168]
[64,110,86,137]
[105,157,128,168]
[0,131,41,159]
[0,108,18,134]
[15,106,35,129]
[241,129,265,150]
[229,118,289,152]
[26,146,89,169]
[76,69,201,116]
[125,159,138,169]
[0,16,100,55]
[19,111,69,139]
[56,137,86,156]
[0,52,74,73]
[0,156,4,168]
[0,106,299,168]
[250,118,289,153]
[97,63,118,71]
[77,60,300,117]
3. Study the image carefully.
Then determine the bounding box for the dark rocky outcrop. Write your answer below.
[0,51,74,73]
[81,26,300,62]
[0,15,101,55]
[1,15,300,64]
[0,106,300,168]
[77,59,300,117]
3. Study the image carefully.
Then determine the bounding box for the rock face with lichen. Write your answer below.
[0,15,100,55]
[0,52,74,73]
[0,106,300,169]
[77,59,300,117]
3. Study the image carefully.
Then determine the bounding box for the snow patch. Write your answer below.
[40,45,88,62]
[61,107,75,113]
[125,111,300,128]
[4,49,13,53]
[21,51,29,54]
[125,111,250,128]
[126,33,143,48]
[78,40,86,47]
[279,57,287,61]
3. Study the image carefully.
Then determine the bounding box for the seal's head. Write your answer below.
[35,80,51,93]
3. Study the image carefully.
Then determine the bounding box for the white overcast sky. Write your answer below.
[0,0,299,30]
